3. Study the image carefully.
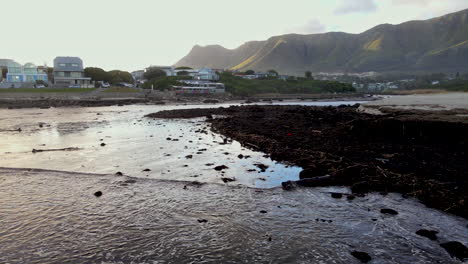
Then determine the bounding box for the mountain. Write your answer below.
[175,8,468,75]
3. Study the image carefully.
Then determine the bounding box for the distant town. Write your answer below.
[1,57,467,95]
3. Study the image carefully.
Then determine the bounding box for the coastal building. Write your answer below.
[194,67,219,81]
[6,62,48,83]
[53,57,93,88]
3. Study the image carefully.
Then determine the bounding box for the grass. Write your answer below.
[0,88,97,93]
[103,87,140,93]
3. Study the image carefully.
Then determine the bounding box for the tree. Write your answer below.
[108,70,133,84]
[144,67,167,80]
[84,67,110,82]
[177,70,190,76]
[305,71,313,79]
[245,70,255,75]
[175,66,192,70]
[267,69,279,76]
[0,66,7,79]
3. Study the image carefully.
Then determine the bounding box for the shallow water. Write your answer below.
[0,168,466,264]
[0,101,466,263]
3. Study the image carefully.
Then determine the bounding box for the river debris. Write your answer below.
[32,147,80,153]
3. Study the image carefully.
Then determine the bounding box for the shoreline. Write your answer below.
[0,92,376,109]
[147,105,468,219]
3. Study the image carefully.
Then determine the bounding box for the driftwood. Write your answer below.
[32,147,80,153]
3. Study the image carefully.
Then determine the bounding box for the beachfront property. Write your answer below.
[173,80,225,94]
[193,67,219,81]
[5,62,48,83]
[53,57,93,88]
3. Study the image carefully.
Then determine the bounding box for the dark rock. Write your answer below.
[214,165,229,171]
[351,251,371,263]
[115,172,123,176]
[331,193,343,199]
[282,181,294,190]
[94,191,103,197]
[299,166,329,179]
[221,177,235,183]
[197,219,208,223]
[295,175,333,187]
[203,99,219,104]
[254,163,269,172]
[166,137,171,141]
[124,179,136,184]
[238,154,244,159]
[416,229,438,241]
[142,168,151,172]
[260,210,268,214]
[100,143,106,147]
[185,155,193,159]
[440,241,468,261]
[351,181,370,194]
[380,208,398,215]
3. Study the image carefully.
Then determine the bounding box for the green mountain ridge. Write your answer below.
[175,8,468,75]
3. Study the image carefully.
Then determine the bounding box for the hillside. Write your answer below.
[175,8,468,75]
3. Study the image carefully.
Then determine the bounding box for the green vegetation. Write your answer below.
[220,72,355,96]
[84,67,133,85]
[142,76,192,91]
[434,79,468,92]
[144,67,166,80]
[0,88,96,93]
[175,66,193,70]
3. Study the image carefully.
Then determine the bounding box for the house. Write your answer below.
[53,57,93,88]
[6,62,48,83]
[194,68,219,81]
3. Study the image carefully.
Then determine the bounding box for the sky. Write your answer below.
[1,0,467,72]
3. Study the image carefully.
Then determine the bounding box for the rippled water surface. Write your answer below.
[0,102,466,263]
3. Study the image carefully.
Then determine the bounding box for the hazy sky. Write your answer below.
[2,0,467,71]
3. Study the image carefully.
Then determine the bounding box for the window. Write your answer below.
[71,63,79,67]
[59,63,66,67]
[71,72,82,78]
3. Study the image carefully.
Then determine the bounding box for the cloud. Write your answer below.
[290,19,327,34]
[334,0,377,14]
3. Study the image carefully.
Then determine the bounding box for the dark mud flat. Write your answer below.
[147,105,468,219]
[0,99,149,109]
